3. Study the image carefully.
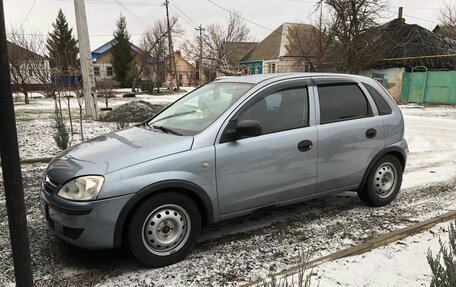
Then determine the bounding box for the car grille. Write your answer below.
[42,175,60,195]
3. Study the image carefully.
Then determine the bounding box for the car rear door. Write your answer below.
[215,79,318,218]
[313,77,384,193]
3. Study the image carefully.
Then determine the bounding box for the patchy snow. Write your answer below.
[401,113,456,189]
[0,104,455,286]
[274,221,451,287]
[13,89,191,112]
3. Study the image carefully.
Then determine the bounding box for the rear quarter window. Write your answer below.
[318,84,372,124]
[362,83,393,115]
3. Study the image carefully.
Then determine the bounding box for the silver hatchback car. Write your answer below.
[40,73,408,267]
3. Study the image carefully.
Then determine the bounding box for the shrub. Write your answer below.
[53,115,69,150]
[427,220,456,287]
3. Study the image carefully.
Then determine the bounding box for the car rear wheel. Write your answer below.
[128,192,201,267]
[358,155,403,207]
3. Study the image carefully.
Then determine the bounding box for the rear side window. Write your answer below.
[362,83,392,115]
[318,84,372,124]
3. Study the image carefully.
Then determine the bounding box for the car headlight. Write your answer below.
[57,176,105,201]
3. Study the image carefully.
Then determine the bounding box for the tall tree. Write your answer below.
[318,0,387,73]
[112,14,133,87]
[438,1,456,39]
[46,9,78,74]
[130,17,177,93]
[181,11,249,77]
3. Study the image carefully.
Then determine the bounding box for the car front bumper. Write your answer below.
[40,189,134,249]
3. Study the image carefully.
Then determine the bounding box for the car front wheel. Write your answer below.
[358,155,403,207]
[128,192,201,267]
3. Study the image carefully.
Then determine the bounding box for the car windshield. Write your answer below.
[148,82,253,136]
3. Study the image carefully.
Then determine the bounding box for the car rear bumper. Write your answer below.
[40,189,134,249]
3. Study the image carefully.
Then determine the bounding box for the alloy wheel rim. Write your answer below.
[373,162,397,199]
[142,204,191,256]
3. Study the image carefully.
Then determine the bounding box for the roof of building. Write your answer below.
[223,41,258,65]
[433,24,456,38]
[371,19,456,70]
[6,41,46,60]
[91,39,142,61]
[165,51,196,69]
[239,23,315,63]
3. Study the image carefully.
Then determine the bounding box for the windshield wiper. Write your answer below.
[150,110,197,125]
[152,125,183,136]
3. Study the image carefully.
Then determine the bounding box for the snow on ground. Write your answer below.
[0,103,455,286]
[278,221,452,287]
[401,111,456,189]
[12,88,190,111]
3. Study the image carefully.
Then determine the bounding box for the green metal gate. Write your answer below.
[401,70,456,104]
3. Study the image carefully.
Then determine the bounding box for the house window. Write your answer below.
[179,74,183,80]
[94,67,100,76]
[29,69,33,77]
[107,66,113,76]
[269,63,276,73]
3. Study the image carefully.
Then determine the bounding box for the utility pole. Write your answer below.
[0,1,34,286]
[195,24,205,86]
[164,0,180,91]
[74,0,98,120]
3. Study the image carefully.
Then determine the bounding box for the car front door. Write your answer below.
[314,78,384,193]
[215,80,318,218]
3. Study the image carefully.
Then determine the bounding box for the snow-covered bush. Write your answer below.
[53,115,69,150]
[427,221,456,287]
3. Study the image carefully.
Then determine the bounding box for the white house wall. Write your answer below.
[263,57,311,74]
[361,67,405,101]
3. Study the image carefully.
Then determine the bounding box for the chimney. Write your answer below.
[398,7,405,23]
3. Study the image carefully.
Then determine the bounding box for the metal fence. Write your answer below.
[401,70,456,104]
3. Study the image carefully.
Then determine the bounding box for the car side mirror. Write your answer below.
[236,120,263,139]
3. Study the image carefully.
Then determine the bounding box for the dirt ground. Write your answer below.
[0,104,456,286]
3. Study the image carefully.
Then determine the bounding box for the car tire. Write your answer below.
[358,155,403,207]
[128,192,201,267]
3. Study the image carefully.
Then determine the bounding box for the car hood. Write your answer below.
[46,126,193,183]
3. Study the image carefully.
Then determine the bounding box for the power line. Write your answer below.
[206,0,274,31]
[384,8,438,24]
[390,5,440,11]
[21,0,38,28]
[169,7,197,29]
[6,32,148,37]
[114,0,151,29]
[52,0,162,6]
[169,2,198,27]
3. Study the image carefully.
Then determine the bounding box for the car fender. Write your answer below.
[113,180,214,248]
[358,143,407,192]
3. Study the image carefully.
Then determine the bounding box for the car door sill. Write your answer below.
[219,184,359,221]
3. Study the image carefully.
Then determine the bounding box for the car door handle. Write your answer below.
[297,140,313,152]
[366,128,377,139]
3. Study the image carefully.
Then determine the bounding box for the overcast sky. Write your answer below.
[4,0,448,51]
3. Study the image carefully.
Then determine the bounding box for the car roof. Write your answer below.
[213,73,372,85]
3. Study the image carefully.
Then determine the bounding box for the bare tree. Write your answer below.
[96,79,116,108]
[318,0,387,73]
[72,80,85,141]
[286,3,340,72]
[181,11,249,77]
[438,1,456,39]
[7,27,47,104]
[130,17,177,93]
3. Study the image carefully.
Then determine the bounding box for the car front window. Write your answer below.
[149,82,253,136]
